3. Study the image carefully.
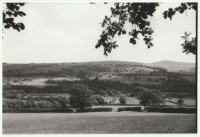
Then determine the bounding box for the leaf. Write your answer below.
[122,30,126,34]
[3,18,14,24]
[118,31,121,36]
[6,11,13,17]
[17,23,25,30]
[130,38,136,45]
[14,12,18,17]
[4,24,10,29]
[17,11,26,17]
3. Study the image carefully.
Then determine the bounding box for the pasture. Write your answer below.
[166,98,196,106]
[9,77,80,86]
[181,75,196,83]
[3,112,196,133]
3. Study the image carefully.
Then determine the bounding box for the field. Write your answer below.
[3,112,196,133]
[8,77,80,86]
[166,98,196,106]
[181,76,196,83]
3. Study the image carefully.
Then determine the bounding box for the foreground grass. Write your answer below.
[3,112,196,134]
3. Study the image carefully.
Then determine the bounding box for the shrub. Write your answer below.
[3,108,76,113]
[119,95,127,104]
[78,107,113,112]
[95,96,105,105]
[118,107,141,112]
[177,98,184,106]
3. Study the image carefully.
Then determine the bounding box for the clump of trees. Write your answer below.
[3,95,70,111]
[94,96,106,105]
[69,84,94,111]
[133,87,164,108]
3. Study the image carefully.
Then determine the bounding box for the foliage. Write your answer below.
[163,3,197,55]
[69,84,94,110]
[96,2,197,55]
[4,75,196,97]
[134,87,163,107]
[94,96,105,105]
[118,107,141,112]
[180,32,196,54]
[81,107,113,112]
[119,94,127,104]
[3,3,26,32]
[147,107,196,114]
[3,90,27,99]
[177,98,184,106]
[163,3,196,20]
[3,95,70,111]
[96,3,159,56]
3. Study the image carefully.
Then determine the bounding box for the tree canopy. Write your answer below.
[134,87,163,108]
[3,3,26,32]
[69,84,94,110]
[95,2,197,56]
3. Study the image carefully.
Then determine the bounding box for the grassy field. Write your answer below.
[180,76,196,83]
[3,112,196,133]
[167,98,196,106]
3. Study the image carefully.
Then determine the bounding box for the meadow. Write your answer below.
[3,112,196,133]
[180,76,196,83]
[166,98,196,106]
[10,77,80,86]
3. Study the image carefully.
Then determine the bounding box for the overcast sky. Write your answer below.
[2,2,196,63]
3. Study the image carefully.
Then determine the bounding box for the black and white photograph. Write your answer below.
[1,0,198,134]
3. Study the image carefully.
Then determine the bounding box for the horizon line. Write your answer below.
[2,59,196,64]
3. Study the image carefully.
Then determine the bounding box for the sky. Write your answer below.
[2,2,196,63]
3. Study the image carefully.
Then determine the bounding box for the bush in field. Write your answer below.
[69,84,94,111]
[119,95,127,104]
[95,96,105,105]
[177,98,184,106]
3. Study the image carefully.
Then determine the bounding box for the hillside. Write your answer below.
[145,60,195,72]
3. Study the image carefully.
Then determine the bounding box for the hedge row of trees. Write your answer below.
[4,75,195,98]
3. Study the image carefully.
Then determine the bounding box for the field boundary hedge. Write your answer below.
[147,107,196,114]
[104,104,142,106]
[78,108,113,112]
[118,107,141,112]
[3,108,75,113]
